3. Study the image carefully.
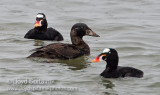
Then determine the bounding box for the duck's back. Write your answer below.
[117,66,143,78]
[28,43,87,59]
[46,28,63,41]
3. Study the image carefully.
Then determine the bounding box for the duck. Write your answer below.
[92,48,143,78]
[24,13,64,41]
[28,23,100,59]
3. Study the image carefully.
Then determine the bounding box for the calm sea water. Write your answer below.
[0,0,160,95]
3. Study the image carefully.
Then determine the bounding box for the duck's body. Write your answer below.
[24,13,63,41]
[29,43,89,59]
[28,23,99,59]
[25,27,63,41]
[101,66,143,78]
[92,48,143,78]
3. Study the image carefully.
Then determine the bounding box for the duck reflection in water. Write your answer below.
[100,79,116,95]
[57,56,89,70]
[30,56,89,70]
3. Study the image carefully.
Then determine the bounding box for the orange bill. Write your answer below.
[34,21,41,27]
[92,56,101,62]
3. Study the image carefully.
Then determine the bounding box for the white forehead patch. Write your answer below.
[36,14,44,18]
[103,48,110,53]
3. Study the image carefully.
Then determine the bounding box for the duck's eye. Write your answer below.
[102,56,107,60]
[86,31,90,34]
[99,56,104,61]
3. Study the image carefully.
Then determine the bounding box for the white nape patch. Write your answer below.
[36,14,44,18]
[103,48,110,53]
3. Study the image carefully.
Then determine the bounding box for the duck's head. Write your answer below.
[34,13,48,28]
[71,23,100,38]
[92,48,119,67]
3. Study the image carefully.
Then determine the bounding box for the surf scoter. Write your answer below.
[24,13,63,41]
[28,23,100,59]
[92,48,143,78]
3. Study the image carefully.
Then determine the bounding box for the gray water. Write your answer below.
[0,0,160,95]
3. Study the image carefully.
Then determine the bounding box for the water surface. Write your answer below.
[0,0,160,95]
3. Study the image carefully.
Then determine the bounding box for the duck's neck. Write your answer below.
[106,59,118,72]
[101,59,119,76]
[70,31,90,53]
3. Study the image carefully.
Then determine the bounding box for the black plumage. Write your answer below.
[92,48,143,78]
[24,13,63,41]
[28,23,100,59]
